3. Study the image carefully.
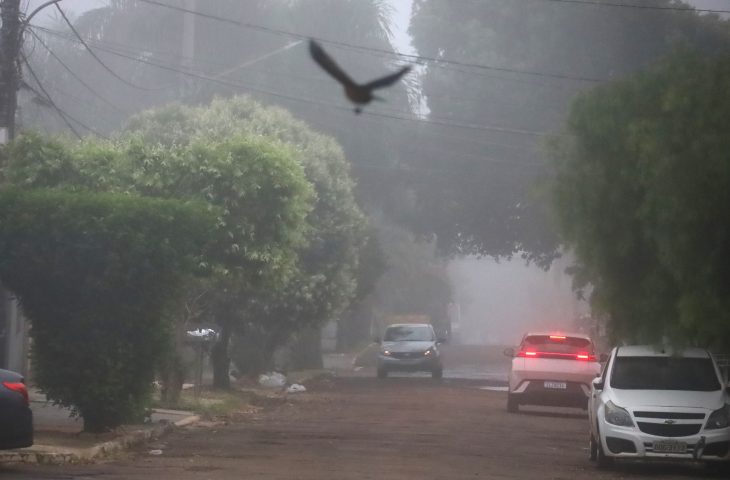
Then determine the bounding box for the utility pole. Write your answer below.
[0,0,22,144]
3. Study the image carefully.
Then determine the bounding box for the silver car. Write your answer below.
[376,323,444,379]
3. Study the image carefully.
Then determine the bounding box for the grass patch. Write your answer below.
[151,388,259,418]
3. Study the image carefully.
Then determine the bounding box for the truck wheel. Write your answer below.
[377,368,387,379]
[507,393,518,413]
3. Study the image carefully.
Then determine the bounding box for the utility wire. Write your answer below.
[32,24,581,99]
[54,3,164,91]
[28,28,129,114]
[22,57,83,139]
[30,24,555,138]
[137,0,604,83]
[541,0,730,14]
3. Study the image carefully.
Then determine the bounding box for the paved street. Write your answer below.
[2,368,727,479]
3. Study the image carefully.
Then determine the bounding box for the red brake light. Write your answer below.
[2,381,29,405]
[576,353,596,361]
[517,351,538,357]
[549,335,566,340]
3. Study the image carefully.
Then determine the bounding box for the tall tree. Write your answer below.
[407,0,730,262]
[549,48,730,348]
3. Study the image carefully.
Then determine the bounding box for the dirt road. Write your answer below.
[2,374,725,479]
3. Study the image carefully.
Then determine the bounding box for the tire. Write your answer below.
[507,393,518,413]
[595,428,613,469]
[589,434,598,462]
[705,461,730,475]
[431,367,443,379]
[377,368,387,379]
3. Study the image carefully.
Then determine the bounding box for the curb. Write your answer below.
[0,415,200,465]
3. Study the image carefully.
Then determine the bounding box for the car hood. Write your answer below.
[610,388,725,411]
[382,341,435,353]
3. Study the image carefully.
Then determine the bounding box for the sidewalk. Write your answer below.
[0,390,200,465]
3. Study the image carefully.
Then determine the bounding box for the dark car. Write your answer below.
[0,368,33,450]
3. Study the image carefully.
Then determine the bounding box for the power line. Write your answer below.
[27,28,129,115]
[136,0,604,83]
[30,24,556,138]
[541,0,730,14]
[54,3,165,91]
[22,56,83,139]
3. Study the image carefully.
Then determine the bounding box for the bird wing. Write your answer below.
[363,66,412,90]
[309,40,355,88]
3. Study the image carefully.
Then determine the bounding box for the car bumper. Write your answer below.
[598,421,730,461]
[377,355,441,372]
[0,406,33,450]
[510,380,590,408]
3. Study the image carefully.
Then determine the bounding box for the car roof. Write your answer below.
[616,345,710,358]
[386,323,432,329]
[523,332,592,340]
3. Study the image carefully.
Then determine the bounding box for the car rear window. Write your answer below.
[521,335,593,354]
[384,325,434,342]
[610,356,721,391]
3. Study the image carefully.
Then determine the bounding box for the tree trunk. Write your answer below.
[290,325,323,370]
[159,321,186,407]
[211,322,232,390]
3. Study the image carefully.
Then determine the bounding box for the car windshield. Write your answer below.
[384,326,434,342]
[521,335,593,354]
[610,356,721,391]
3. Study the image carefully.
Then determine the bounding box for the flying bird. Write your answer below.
[309,40,411,114]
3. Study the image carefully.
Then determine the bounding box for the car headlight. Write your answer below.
[424,348,435,357]
[381,349,392,356]
[706,405,730,430]
[604,400,634,427]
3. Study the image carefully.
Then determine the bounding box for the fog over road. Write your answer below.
[3,346,726,480]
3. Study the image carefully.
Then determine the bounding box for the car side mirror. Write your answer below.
[592,377,604,391]
[600,353,608,362]
[503,347,515,358]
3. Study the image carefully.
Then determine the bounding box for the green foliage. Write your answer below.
[407,0,730,261]
[123,96,368,373]
[0,188,215,432]
[549,48,730,349]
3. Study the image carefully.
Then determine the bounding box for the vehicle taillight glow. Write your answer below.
[2,381,29,405]
[549,335,566,340]
[517,351,596,361]
[576,353,596,361]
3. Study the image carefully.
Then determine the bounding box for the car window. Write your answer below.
[521,335,594,355]
[384,326,434,342]
[610,356,721,391]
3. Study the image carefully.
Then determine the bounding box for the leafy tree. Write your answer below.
[549,48,730,349]
[0,187,215,432]
[3,115,315,389]
[123,96,368,376]
[407,0,730,262]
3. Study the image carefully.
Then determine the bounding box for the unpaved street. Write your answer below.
[2,373,726,479]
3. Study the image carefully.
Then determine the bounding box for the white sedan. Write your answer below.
[589,345,730,468]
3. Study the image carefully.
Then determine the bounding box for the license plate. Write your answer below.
[653,441,687,454]
[544,381,567,389]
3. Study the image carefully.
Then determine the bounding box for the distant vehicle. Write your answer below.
[589,346,730,467]
[376,323,444,379]
[0,368,33,450]
[504,332,602,412]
